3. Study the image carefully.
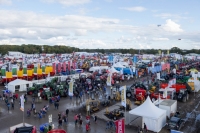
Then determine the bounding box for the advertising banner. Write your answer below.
[68,81,74,96]
[106,73,112,86]
[115,119,125,133]
[121,86,126,107]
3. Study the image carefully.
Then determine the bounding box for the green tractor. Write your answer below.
[55,85,68,97]
[40,89,53,100]
[27,83,44,95]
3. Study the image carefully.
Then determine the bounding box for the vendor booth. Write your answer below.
[129,97,166,132]
[7,79,33,93]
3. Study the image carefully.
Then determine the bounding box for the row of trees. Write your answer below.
[0,44,79,55]
[0,44,199,55]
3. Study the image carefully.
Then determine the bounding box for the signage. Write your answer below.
[115,119,125,133]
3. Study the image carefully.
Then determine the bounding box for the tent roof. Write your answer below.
[109,67,120,73]
[129,96,166,119]
[8,79,32,86]
[113,62,125,68]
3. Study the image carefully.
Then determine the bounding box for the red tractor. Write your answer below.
[160,82,192,102]
[134,88,146,105]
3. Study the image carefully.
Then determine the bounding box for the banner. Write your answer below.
[34,67,37,74]
[115,119,125,133]
[12,67,17,76]
[132,67,135,73]
[108,55,114,62]
[23,67,27,75]
[167,50,170,55]
[129,67,133,78]
[27,69,33,76]
[17,70,23,77]
[20,95,24,112]
[45,67,50,74]
[157,72,160,80]
[62,62,66,71]
[52,63,56,73]
[121,86,126,107]
[57,63,61,73]
[6,72,12,78]
[1,68,6,77]
[68,61,71,71]
[68,81,74,96]
[42,65,45,73]
[37,69,42,75]
[106,73,112,86]
[133,56,138,63]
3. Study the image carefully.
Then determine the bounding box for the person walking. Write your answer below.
[105,120,110,130]
[11,101,14,110]
[94,114,97,123]
[79,119,83,127]
[74,114,78,125]
[58,118,62,127]
[62,115,67,125]
[7,102,10,111]
[66,108,69,117]
[58,112,61,120]
[86,123,90,132]
[144,123,148,133]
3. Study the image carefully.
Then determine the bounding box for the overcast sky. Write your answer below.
[0,0,199,49]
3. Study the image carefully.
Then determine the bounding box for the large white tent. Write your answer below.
[7,79,33,93]
[109,67,120,73]
[113,62,126,68]
[129,97,166,132]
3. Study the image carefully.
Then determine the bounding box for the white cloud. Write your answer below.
[120,6,146,12]
[162,19,183,32]
[0,10,199,50]
[154,13,188,20]
[0,0,12,5]
[42,0,90,6]
[74,29,87,36]
[153,37,169,41]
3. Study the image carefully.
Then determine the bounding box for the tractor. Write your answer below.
[27,83,44,95]
[105,109,124,120]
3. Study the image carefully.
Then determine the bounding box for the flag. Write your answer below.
[20,95,24,112]
[68,61,71,71]
[115,119,125,133]
[129,66,133,78]
[106,73,112,86]
[121,86,126,107]
[120,68,123,75]
[163,88,168,98]
[57,63,61,73]
[62,62,66,72]
[52,63,56,73]
[68,81,74,96]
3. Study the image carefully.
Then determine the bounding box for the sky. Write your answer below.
[0,0,200,50]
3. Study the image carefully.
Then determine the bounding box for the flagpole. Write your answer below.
[23,107,25,126]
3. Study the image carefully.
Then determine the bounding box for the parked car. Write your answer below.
[166,116,184,130]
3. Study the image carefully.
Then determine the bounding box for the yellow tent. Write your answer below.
[189,68,198,73]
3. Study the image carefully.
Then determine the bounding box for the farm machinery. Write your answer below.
[104,108,124,120]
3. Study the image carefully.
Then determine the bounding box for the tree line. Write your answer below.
[0,44,199,55]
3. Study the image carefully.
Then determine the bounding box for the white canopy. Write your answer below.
[119,61,129,67]
[109,67,120,73]
[113,62,125,68]
[8,79,33,93]
[89,66,109,72]
[129,96,166,132]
